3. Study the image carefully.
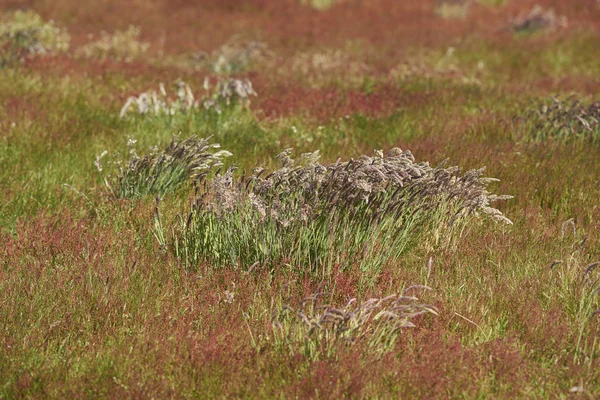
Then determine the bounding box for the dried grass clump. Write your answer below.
[171,147,511,275]
[202,77,258,114]
[120,78,257,118]
[191,36,272,74]
[389,47,484,85]
[0,10,70,66]
[299,0,346,10]
[76,25,149,62]
[100,136,231,199]
[434,0,471,19]
[509,5,567,34]
[290,49,372,88]
[120,80,197,118]
[522,96,600,142]
[477,0,508,6]
[266,289,438,360]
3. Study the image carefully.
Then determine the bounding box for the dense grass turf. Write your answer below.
[1,1,600,398]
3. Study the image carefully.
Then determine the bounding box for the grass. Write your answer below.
[0,10,70,66]
[1,2,600,398]
[166,147,510,281]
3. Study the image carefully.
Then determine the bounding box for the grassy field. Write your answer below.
[1,0,600,398]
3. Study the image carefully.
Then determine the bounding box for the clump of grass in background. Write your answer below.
[389,46,484,86]
[99,136,231,199]
[520,96,600,142]
[477,0,508,6]
[434,0,471,19]
[191,36,272,74]
[0,10,70,66]
[120,80,198,118]
[120,78,257,118]
[509,5,567,34]
[290,49,372,88]
[169,147,511,277]
[202,77,257,114]
[299,0,344,10]
[261,289,438,360]
[75,25,149,62]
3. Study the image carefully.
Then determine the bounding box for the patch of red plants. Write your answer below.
[255,83,434,122]
[5,0,599,57]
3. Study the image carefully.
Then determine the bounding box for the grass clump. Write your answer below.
[477,0,508,6]
[120,78,257,118]
[75,25,149,62]
[300,0,343,10]
[521,96,600,142]
[0,10,70,66]
[191,36,271,74]
[101,136,231,199]
[290,49,371,88]
[389,46,484,86]
[263,289,438,360]
[434,0,471,19]
[509,5,567,35]
[169,147,511,277]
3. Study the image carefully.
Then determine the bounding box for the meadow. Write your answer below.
[0,0,600,398]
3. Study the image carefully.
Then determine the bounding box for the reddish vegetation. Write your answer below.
[531,77,600,97]
[23,55,183,80]
[5,0,600,54]
[2,205,600,397]
[255,84,434,122]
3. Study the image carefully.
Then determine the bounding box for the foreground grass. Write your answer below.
[1,4,600,398]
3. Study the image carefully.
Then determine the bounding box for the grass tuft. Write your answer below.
[509,5,568,35]
[120,78,257,118]
[519,96,600,142]
[167,147,511,277]
[191,36,271,74]
[75,25,149,62]
[263,289,438,360]
[0,10,70,66]
[101,136,231,199]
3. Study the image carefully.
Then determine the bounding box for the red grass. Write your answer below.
[6,0,599,56]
